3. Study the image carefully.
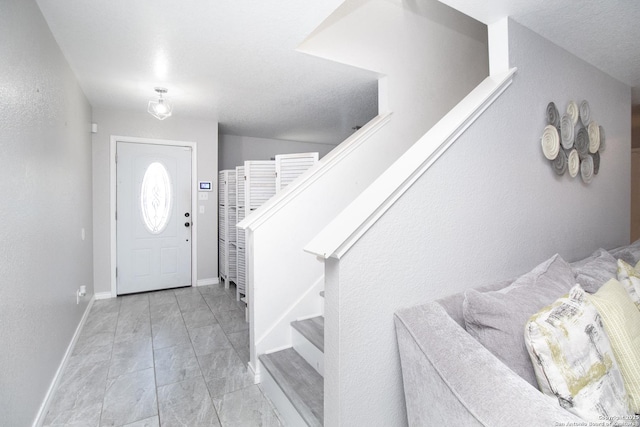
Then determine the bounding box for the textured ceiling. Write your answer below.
[36,0,640,147]
[35,0,379,144]
[438,0,640,104]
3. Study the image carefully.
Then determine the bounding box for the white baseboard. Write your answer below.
[196,277,219,286]
[248,360,261,383]
[94,291,113,300]
[295,313,323,322]
[33,296,96,427]
[264,345,293,355]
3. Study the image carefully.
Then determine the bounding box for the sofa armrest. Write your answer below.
[395,302,584,426]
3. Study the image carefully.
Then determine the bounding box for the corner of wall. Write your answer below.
[488,17,509,75]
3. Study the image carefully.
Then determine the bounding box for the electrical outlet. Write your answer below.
[76,286,87,304]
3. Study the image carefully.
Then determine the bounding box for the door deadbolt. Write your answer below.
[185,212,190,217]
[185,222,191,227]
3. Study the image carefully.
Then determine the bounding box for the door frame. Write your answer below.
[110,135,198,298]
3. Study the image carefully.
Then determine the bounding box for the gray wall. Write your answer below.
[325,20,631,426]
[0,1,94,425]
[218,134,337,171]
[92,108,218,295]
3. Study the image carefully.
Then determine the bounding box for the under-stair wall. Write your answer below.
[306,19,631,426]
[239,0,489,377]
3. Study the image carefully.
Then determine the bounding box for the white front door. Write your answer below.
[116,142,192,295]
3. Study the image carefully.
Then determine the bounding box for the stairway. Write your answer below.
[260,315,324,426]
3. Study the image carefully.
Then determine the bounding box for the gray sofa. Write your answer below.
[394,243,640,426]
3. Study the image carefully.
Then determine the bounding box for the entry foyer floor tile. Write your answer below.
[43,282,282,427]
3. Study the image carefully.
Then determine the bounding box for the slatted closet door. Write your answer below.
[236,206,245,298]
[227,243,237,282]
[218,205,225,243]
[235,166,246,299]
[218,238,226,278]
[245,160,276,210]
[275,152,319,191]
[236,161,276,301]
[218,171,227,281]
[218,170,236,284]
[227,171,236,206]
[236,166,245,210]
[225,171,237,244]
[236,208,245,248]
[218,170,226,202]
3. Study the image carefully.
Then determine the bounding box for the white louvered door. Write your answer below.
[245,160,276,210]
[275,152,319,191]
[236,166,245,210]
[236,161,276,301]
[226,171,237,283]
[218,170,227,279]
[218,170,236,285]
[235,165,246,299]
[233,155,316,302]
[236,206,246,299]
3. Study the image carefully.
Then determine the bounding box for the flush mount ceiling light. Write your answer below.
[148,87,172,120]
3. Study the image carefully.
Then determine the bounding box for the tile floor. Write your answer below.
[43,283,283,427]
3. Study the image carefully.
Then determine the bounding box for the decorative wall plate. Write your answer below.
[592,151,600,175]
[567,101,579,126]
[553,149,568,175]
[568,149,580,178]
[579,100,591,127]
[588,121,600,153]
[575,127,589,157]
[580,155,594,184]
[547,102,560,128]
[541,99,604,183]
[560,114,574,149]
[541,125,560,160]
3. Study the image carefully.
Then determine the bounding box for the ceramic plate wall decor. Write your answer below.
[541,99,604,184]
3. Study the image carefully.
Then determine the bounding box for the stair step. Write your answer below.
[291,316,324,352]
[260,348,324,427]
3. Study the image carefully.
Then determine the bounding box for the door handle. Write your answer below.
[184,222,191,227]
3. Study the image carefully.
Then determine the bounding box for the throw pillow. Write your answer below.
[525,284,632,423]
[615,259,640,310]
[587,278,640,414]
[610,239,640,266]
[463,254,575,387]
[572,248,617,293]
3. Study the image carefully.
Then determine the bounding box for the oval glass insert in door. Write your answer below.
[140,161,172,234]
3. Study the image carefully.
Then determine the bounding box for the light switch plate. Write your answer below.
[199,205,205,214]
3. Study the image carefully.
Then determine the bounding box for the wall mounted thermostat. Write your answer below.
[198,181,212,191]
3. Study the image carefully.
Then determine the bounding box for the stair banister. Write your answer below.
[305,68,517,260]
[237,112,393,232]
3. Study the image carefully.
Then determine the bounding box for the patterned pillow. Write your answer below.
[587,279,640,414]
[524,284,633,424]
[615,259,640,310]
